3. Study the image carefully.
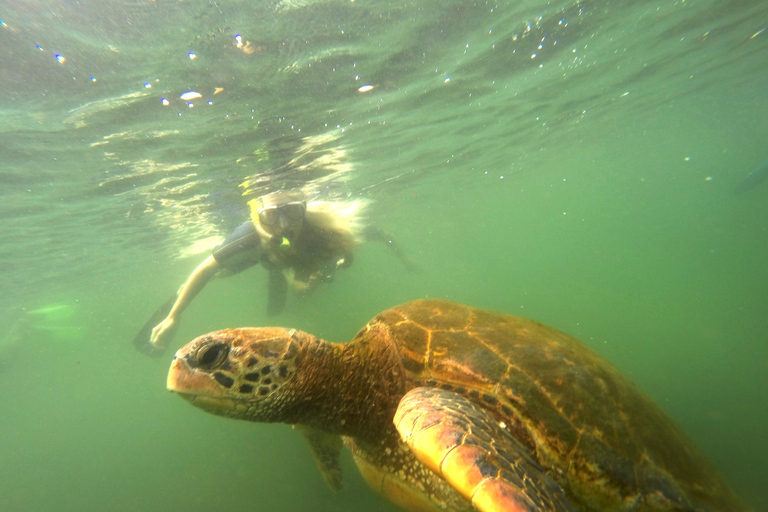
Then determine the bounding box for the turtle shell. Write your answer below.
[369,299,748,512]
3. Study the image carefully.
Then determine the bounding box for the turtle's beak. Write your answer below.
[167,355,241,416]
[167,355,217,395]
[167,355,191,392]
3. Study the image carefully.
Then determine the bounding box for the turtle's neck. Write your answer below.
[281,324,407,444]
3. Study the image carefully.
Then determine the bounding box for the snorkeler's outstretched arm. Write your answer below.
[363,225,420,272]
[149,255,221,350]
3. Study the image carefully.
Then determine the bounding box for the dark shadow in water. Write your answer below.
[735,160,768,194]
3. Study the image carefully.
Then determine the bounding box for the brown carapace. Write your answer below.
[167,299,751,512]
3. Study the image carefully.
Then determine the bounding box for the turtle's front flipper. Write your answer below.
[294,424,344,492]
[394,387,575,512]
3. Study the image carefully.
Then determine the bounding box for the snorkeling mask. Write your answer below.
[257,201,306,227]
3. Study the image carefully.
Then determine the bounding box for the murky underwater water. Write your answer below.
[1,0,767,510]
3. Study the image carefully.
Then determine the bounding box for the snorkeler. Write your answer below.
[135,190,415,355]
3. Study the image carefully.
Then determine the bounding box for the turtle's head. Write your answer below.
[167,327,308,422]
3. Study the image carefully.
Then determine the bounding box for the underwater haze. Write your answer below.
[1,0,767,511]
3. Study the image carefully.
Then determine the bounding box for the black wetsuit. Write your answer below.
[212,221,262,273]
[210,221,350,315]
[211,221,288,315]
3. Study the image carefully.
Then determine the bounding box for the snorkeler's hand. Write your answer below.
[336,255,353,269]
[150,316,179,350]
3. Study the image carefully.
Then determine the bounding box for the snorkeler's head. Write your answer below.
[249,190,307,238]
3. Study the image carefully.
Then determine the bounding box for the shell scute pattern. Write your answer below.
[382,300,750,511]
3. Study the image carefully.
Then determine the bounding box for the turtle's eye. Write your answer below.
[195,342,229,369]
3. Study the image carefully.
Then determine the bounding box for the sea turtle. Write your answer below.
[167,299,751,512]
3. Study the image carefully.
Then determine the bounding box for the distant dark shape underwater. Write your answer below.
[735,160,768,193]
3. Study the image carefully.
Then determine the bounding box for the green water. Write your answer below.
[1,0,766,510]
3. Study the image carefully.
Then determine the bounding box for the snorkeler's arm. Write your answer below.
[290,260,341,294]
[150,255,221,349]
[290,267,323,294]
[364,225,420,272]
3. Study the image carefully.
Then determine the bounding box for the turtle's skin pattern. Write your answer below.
[167,299,751,512]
